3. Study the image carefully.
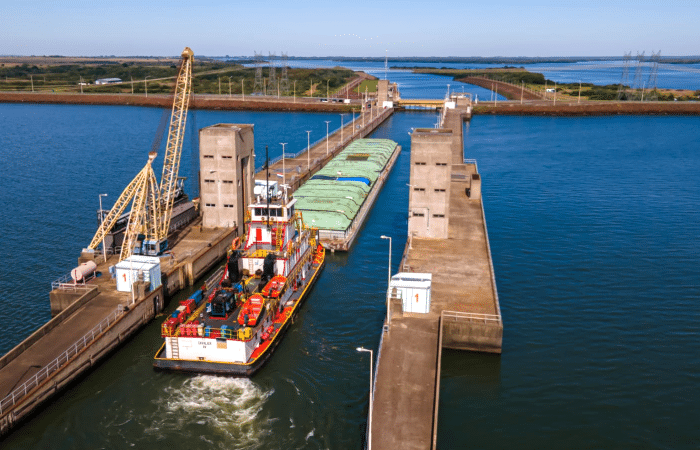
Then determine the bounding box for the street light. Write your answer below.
[306,130,312,171]
[380,235,392,327]
[357,347,374,450]
[280,142,287,187]
[324,120,331,155]
[99,193,108,262]
[340,113,348,144]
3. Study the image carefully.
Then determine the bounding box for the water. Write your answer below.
[439,115,700,449]
[2,104,700,448]
[244,58,700,91]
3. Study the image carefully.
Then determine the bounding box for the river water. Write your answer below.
[1,96,699,447]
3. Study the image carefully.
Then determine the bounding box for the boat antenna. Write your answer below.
[265,145,271,229]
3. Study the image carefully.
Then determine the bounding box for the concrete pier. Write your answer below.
[370,101,502,449]
[0,220,235,437]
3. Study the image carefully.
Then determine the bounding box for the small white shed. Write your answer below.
[114,255,162,293]
[389,272,432,314]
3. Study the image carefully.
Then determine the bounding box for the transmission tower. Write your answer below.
[630,51,646,100]
[617,51,632,100]
[253,51,264,95]
[646,50,661,101]
[268,52,277,96]
[280,52,290,96]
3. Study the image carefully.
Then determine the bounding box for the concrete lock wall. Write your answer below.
[1,286,163,436]
[189,229,237,284]
[441,319,503,354]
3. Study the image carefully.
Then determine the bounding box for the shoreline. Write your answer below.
[0,92,357,112]
[2,92,700,116]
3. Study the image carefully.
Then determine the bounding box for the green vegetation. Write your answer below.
[0,60,356,96]
[414,68,550,85]
[355,79,378,94]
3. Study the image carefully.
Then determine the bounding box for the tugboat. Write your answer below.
[153,192,325,376]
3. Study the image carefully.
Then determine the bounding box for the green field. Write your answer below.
[355,79,378,94]
[0,60,356,96]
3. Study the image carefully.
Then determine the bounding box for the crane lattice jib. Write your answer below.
[158,47,194,240]
[88,162,155,250]
[120,162,160,261]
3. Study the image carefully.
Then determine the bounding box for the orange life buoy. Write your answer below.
[232,237,241,250]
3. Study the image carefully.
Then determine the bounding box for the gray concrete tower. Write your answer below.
[199,124,255,235]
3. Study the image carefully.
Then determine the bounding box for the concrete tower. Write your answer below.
[199,124,255,235]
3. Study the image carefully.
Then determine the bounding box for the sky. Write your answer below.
[1,0,698,57]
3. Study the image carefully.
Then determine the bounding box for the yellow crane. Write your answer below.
[87,47,194,261]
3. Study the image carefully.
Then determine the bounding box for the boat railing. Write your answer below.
[0,305,124,416]
[442,310,502,325]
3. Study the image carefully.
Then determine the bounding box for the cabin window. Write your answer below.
[224,204,234,208]
[432,214,445,218]
[414,162,426,165]
[434,188,446,192]
[412,212,424,217]
[204,179,215,183]
[205,203,216,207]
[203,155,214,159]
[223,180,233,184]
[413,187,425,192]
[221,155,233,159]
[436,162,447,166]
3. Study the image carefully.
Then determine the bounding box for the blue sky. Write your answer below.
[1,0,698,57]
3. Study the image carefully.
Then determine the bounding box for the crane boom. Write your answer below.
[88,160,156,251]
[158,47,194,241]
[120,153,160,260]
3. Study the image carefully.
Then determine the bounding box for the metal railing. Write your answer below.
[442,310,501,324]
[259,108,392,172]
[463,158,479,173]
[0,305,124,416]
[50,273,98,292]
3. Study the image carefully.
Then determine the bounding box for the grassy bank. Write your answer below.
[0,57,357,97]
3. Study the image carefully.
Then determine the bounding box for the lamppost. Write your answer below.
[280,142,287,187]
[340,113,348,144]
[306,130,312,171]
[380,235,392,327]
[99,193,108,263]
[356,347,374,450]
[324,121,331,155]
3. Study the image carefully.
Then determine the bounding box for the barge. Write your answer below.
[293,138,401,251]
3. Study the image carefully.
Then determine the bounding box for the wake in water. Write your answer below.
[146,376,274,448]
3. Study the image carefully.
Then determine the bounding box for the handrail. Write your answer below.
[442,310,501,324]
[0,305,124,416]
[463,158,479,173]
[50,272,97,292]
